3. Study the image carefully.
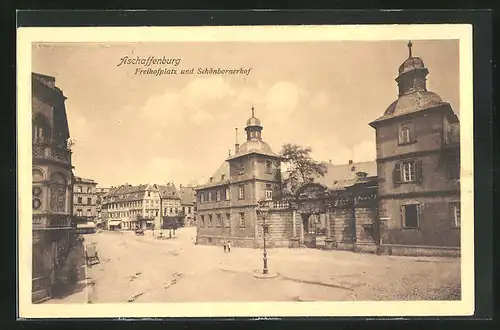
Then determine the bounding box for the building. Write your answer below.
[102,183,161,231]
[73,176,98,233]
[95,187,111,227]
[194,42,460,257]
[101,183,185,231]
[196,107,282,247]
[368,41,460,255]
[179,184,197,226]
[158,183,184,228]
[32,72,75,303]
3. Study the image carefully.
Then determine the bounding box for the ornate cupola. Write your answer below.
[395,40,430,97]
[245,106,263,141]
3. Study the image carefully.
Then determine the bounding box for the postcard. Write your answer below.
[17,24,474,318]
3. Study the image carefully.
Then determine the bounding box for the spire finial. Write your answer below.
[251,105,255,117]
[408,40,413,58]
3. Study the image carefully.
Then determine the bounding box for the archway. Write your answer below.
[295,182,329,248]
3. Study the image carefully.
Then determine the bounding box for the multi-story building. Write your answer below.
[194,42,459,257]
[102,183,161,230]
[101,183,184,231]
[32,72,75,303]
[196,107,282,247]
[369,41,460,253]
[158,183,184,228]
[95,187,111,227]
[73,176,98,233]
[179,184,197,226]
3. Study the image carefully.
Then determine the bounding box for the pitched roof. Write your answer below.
[283,160,377,190]
[198,161,230,189]
[157,184,181,200]
[179,186,196,205]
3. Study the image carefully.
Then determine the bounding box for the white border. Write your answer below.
[17,24,474,318]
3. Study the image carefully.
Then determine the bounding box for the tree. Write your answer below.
[279,143,327,196]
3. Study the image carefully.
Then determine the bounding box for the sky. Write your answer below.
[32,40,459,188]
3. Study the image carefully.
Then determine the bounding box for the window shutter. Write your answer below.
[400,205,405,227]
[393,162,401,185]
[415,160,423,181]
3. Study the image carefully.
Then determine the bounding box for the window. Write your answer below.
[208,214,213,227]
[208,192,212,202]
[87,209,92,217]
[87,197,92,205]
[239,212,246,227]
[200,193,205,203]
[450,202,460,227]
[169,208,173,213]
[399,122,415,145]
[238,162,245,174]
[216,190,221,201]
[77,209,83,217]
[225,213,231,227]
[77,197,82,204]
[87,187,91,193]
[78,186,82,193]
[188,207,192,213]
[447,151,460,179]
[216,214,222,227]
[394,160,422,184]
[225,188,230,200]
[238,185,245,199]
[265,184,273,201]
[401,204,420,229]
[266,160,273,174]
[200,215,205,227]
[156,211,159,216]
[148,192,151,197]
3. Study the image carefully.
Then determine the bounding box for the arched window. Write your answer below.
[401,127,411,144]
[399,122,415,145]
[32,168,44,182]
[49,172,67,212]
[32,114,51,144]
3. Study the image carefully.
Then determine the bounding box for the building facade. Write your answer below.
[194,42,460,257]
[101,183,184,231]
[179,184,197,226]
[32,72,76,303]
[73,176,98,232]
[196,107,282,247]
[158,183,184,229]
[369,41,460,255]
[102,183,161,230]
[95,187,111,227]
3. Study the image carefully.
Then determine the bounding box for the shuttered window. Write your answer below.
[393,160,423,185]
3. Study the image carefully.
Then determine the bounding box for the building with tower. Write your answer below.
[195,107,282,247]
[195,41,460,256]
[32,72,76,303]
[369,41,461,254]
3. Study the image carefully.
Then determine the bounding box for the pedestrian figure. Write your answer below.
[223,241,227,253]
[227,241,232,252]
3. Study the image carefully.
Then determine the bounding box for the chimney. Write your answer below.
[209,177,213,182]
[221,174,225,180]
[235,128,240,153]
[228,149,231,157]
[329,159,332,164]
[348,160,353,164]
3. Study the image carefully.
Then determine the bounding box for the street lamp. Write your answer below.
[261,215,270,275]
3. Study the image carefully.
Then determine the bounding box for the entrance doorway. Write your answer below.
[301,213,325,248]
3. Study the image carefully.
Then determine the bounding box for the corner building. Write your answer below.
[196,108,282,247]
[31,73,75,303]
[369,42,461,255]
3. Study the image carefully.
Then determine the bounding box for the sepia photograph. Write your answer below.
[17,24,474,318]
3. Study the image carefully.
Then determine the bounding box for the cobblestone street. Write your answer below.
[46,227,461,304]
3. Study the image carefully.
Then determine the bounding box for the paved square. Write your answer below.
[46,227,460,304]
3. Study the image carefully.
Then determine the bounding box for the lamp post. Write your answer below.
[261,216,269,275]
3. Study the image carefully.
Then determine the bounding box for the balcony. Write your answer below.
[258,200,291,210]
[32,140,72,165]
[33,214,74,230]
